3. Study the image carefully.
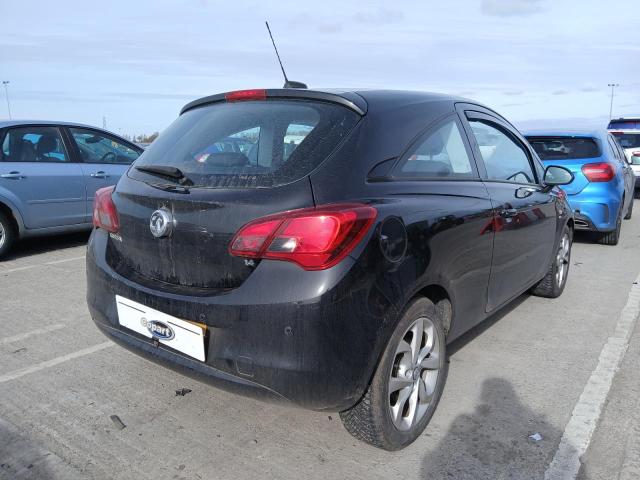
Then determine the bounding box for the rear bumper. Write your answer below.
[566,185,622,232]
[86,229,394,411]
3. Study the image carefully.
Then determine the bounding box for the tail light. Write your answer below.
[225,89,267,102]
[582,162,615,182]
[632,151,640,157]
[92,186,119,232]
[229,204,377,270]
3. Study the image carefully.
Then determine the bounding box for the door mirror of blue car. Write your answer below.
[544,165,573,186]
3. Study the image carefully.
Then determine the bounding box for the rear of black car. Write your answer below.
[86,90,386,410]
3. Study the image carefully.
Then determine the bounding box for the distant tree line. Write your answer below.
[123,132,159,143]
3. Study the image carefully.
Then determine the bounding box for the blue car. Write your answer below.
[525,130,635,245]
[0,120,143,257]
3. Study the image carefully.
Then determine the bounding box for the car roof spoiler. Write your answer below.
[180,89,368,116]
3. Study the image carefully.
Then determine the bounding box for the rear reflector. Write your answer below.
[93,186,119,233]
[225,89,267,102]
[581,162,615,182]
[229,204,377,270]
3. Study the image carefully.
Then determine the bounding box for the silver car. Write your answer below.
[0,120,142,257]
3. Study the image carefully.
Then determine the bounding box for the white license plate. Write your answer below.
[116,295,206,361]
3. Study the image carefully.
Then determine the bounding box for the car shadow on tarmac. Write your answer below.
[419,376,586,479]
[3,231,90,261]
[448,294,527,357]
[420,294,586,479]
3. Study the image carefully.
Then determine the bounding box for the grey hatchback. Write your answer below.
[0,120,143,257]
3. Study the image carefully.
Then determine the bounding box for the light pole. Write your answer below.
[608,83,619,120]
[2,81,11,120]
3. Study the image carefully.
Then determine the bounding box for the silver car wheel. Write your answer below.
[0,222,5,249]
[555,233,570,287]
[388,316,441,431]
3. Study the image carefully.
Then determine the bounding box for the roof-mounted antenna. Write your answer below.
[265,21,307,89]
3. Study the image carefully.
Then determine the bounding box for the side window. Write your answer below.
[607,137,618,160]
[609,136,626,164]
[70,128,140,165]
[469,120,535,183]
[1,126,69,163]
[394,119,475,178]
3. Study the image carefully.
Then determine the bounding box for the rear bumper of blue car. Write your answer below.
[566,184,621,232]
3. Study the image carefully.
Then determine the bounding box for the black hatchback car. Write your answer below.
[87,88,574,450]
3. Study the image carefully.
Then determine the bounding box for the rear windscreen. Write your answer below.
[129,99,360,188]
[611,132,640,149]
[526,136,600,160]
[608,120,640,130]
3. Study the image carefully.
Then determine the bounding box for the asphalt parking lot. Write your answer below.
[1,217,640,480]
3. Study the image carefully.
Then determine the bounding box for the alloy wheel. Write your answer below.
[388,316,441,431]
[555,233,570,287]
[0,222,5,249]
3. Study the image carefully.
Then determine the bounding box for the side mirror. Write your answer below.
[544,165,574,186]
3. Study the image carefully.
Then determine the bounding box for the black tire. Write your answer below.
[0,210,16,259]
[624,196,633,220]
[530,224,572,298]
[339,297,448,450]
[598,205,622,246]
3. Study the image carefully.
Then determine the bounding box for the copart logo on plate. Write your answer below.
[141,317,175,340]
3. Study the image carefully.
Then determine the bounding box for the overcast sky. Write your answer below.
[1,0,639,135]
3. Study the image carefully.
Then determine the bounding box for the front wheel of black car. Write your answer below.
[339,297,448,450]
[0,210,16,259]
[530,225,572,298]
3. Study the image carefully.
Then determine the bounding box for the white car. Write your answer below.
[609,118,640,193]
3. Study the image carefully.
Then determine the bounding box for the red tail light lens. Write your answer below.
[229,204,377,270]
[92,186,119,232]
[582,162,615,182]
[225,89,267,102]
[632,151,640,157]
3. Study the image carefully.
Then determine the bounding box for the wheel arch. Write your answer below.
[0,199,23,237]
[415,284,453,337]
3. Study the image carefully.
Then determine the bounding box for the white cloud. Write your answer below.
[1,0,638,132]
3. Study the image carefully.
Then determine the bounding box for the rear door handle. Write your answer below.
[90,171,108,178]
[500,208,518,218]
[0,171,24,179]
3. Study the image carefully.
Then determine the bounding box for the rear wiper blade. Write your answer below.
[135,165,193,185]
[150,183,191,194]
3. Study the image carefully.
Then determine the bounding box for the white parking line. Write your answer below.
[1,255,86,274]
[0,341,113,384]
[0,324,66,346]
[545,273,640,480]
[44,255,86,266]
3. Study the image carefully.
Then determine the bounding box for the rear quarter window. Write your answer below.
[526,136,601,160]
[130,100,360,188]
